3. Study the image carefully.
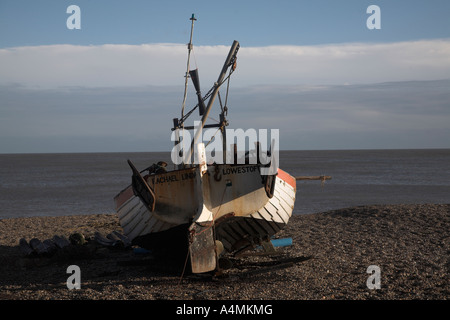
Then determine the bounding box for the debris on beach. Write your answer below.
[17,230,132,262]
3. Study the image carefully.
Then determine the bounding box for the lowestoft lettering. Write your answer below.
[222,165,258,176]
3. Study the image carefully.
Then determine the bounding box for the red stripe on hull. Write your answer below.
[277,168,296,191]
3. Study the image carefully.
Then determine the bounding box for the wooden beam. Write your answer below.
[295,175,332,181]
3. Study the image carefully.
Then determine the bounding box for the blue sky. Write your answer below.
[1,1,450,153]
[2,0,450,48]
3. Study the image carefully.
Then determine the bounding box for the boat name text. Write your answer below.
[150,172,196,184]
[222,165,259,176]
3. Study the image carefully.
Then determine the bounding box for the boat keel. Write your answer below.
[188,222,217,273]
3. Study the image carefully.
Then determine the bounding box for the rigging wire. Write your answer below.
[177,67,235,128]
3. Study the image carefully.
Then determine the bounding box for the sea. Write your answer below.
[0,149,449,219]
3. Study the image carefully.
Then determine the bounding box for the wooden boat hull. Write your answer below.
[114,164,296,272]
[214,168,296,253]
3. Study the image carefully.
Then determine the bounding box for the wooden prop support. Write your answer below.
[295,175,332,181]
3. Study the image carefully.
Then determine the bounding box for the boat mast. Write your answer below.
[172,14,239,166]
[184,40,240,165]
[181,14,196,126]
[173,14,196,169]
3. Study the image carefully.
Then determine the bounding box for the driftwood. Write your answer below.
[19,238,34,256]
[112,231,132,247]
[18,230,131,259]
[52,235,71,249]
[94,231,122,247]
[42,239,57,255]
[20,236,70,257]
[106,232,122,243]
[29,238,49,255]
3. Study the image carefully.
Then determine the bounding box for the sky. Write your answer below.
[0,0,450,153]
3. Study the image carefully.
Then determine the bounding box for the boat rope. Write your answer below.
[223,61,235,112]
[176,243,192,291]
[218,91,224,113]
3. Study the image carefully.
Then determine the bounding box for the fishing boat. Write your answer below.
[114,15,301,273]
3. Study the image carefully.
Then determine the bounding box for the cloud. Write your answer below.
[0,84,182,152]
[1,39,450,89]
[237,39,450,85]
[0,44,188,88]
[1,39,449,153]
[215,80,450,150]
[1,79,449,153]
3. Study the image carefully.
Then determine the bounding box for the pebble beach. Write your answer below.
[0,203,448,300]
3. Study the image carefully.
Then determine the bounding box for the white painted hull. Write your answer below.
[213,168,296,253]
[114,165,296,246]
